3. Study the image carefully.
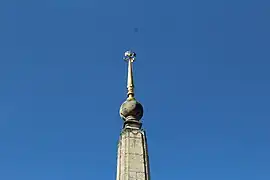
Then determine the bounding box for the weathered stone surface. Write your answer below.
[116,128,150,180]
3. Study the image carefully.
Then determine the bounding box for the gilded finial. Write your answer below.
[123,50,136,100]
[120,50,143,125]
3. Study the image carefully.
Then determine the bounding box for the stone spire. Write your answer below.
[116,50,150,180]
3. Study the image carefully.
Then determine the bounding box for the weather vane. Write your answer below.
[124,50,136,62]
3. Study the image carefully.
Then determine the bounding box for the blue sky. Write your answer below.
[0,0,270,179]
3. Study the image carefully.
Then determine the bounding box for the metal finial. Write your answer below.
[123,50,136,100]
[124,50,136,62]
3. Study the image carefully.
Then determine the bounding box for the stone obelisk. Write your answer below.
[116,51,150,180]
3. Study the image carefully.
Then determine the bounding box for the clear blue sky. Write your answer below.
[0,0,269,179]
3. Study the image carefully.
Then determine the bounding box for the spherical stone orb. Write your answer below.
[119,99,143,121]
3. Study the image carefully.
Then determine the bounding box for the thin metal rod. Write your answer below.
[127,59,135,99]
[124,50,136,100]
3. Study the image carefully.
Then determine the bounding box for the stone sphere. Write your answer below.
[119,99,143,121]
